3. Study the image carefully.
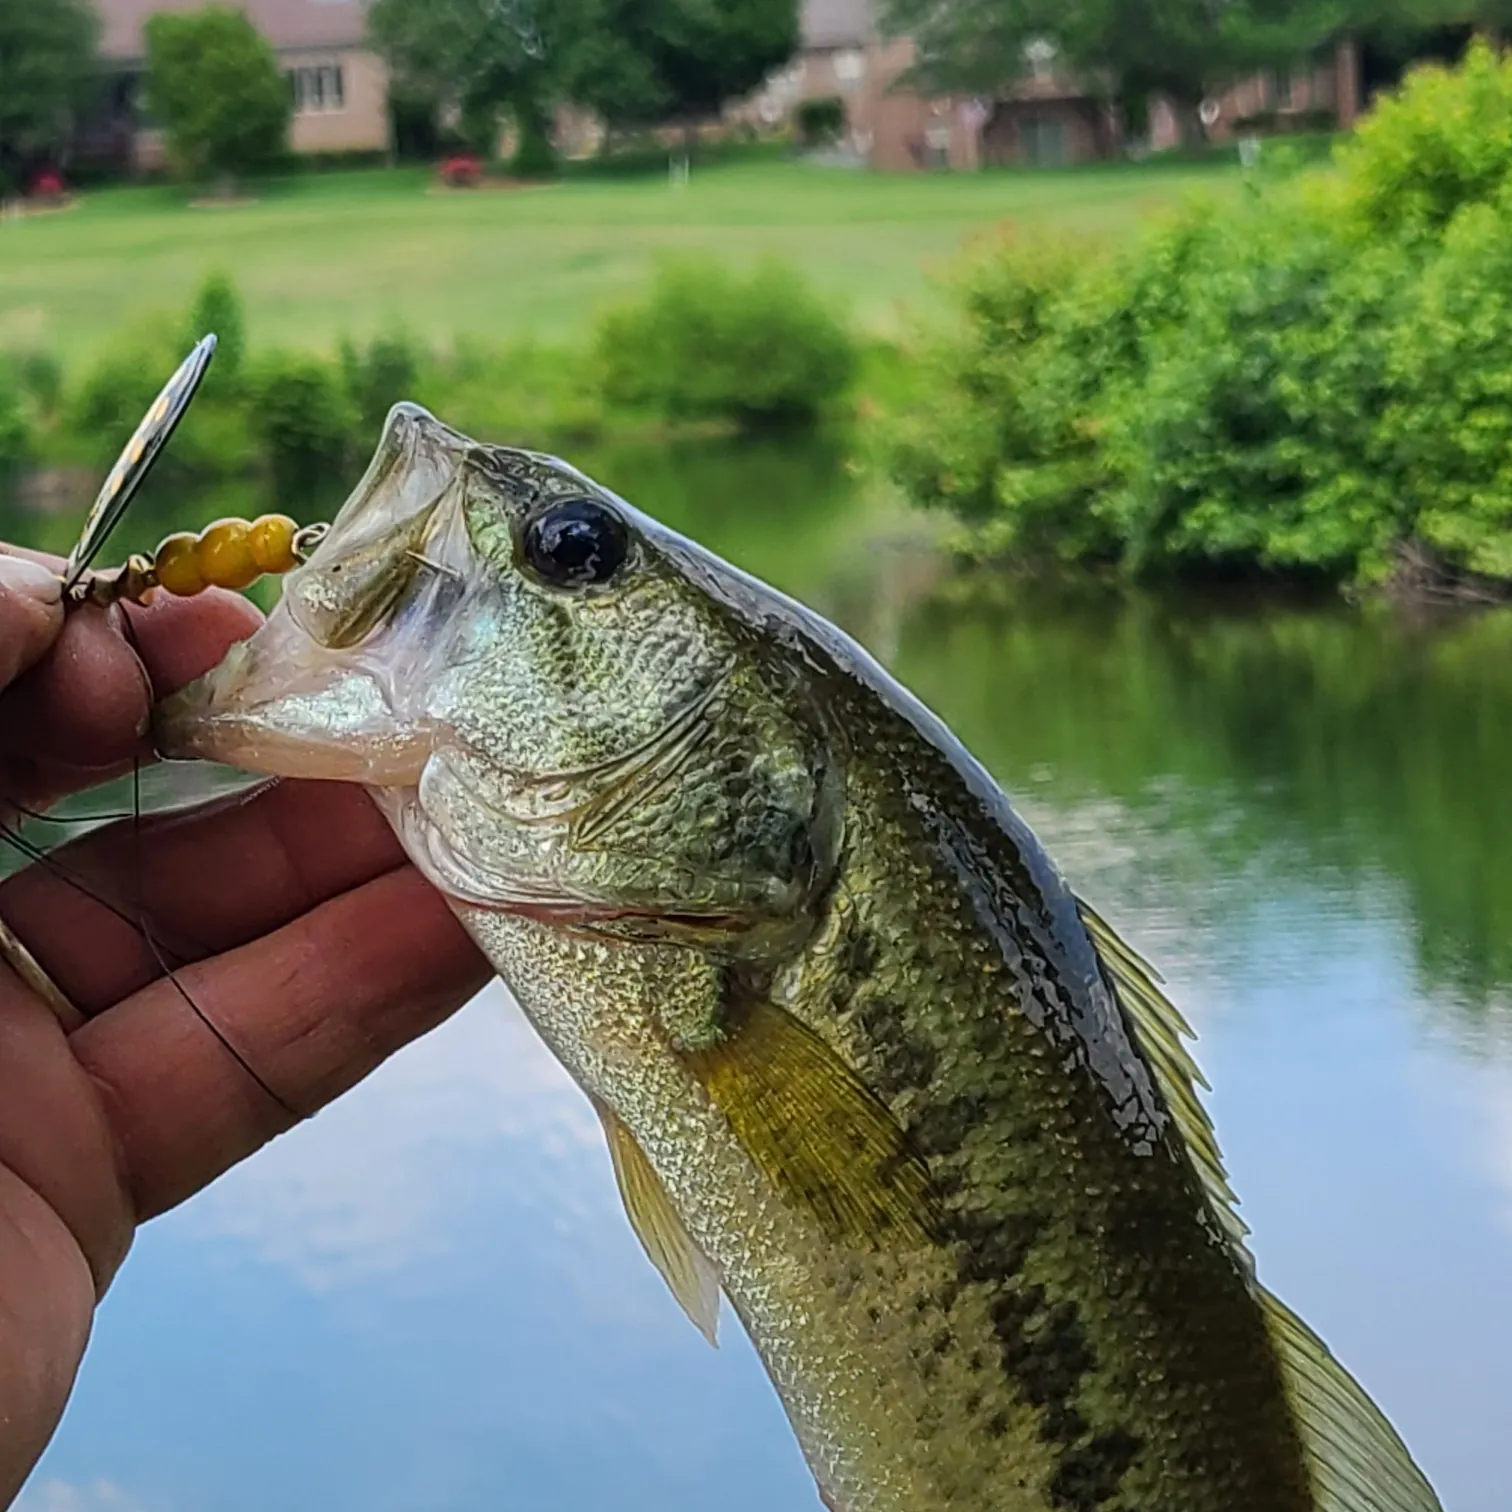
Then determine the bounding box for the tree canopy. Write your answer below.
[369,0,800,158]
[0,0,100,188]
[144,6,292,186]
[567,0,800,129]
[369,0,567,165]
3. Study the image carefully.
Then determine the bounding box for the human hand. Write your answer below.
[0,550,490,1504]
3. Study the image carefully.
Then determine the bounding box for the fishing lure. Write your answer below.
[62,333,327,609]
[2,336,324,1027]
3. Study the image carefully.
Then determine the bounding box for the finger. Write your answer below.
[0,779,408,1016]
[0,1166,95,1508]
[0,981,135,1287]
[70,866,490,1219]
[0,587,260,810]
[0,555,64,690]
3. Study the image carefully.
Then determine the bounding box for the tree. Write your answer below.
[566,0,801,132]
[369,0,568,174]
[0,0,99,193]
[879,0,1346,141]
[144,6,291,190]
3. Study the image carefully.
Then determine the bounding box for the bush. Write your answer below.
[186,271,246,380]
[69,315,255,474]
[247,352,358,495]
[0,365,31,471]
[1336,38,1512,237]
[796,97,846,146]
[70,318,188,463]
[1385,189,1512,579]
[15,352,63,419]
[594,257,856,429]
[1110,204,1415,579]
[880,186,1426,584]
[340,330,423,438]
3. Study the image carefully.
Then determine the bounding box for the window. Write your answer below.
[1276,68,1296,110]
[287,63,346,114]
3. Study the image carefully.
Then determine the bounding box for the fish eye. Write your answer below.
[521,498,630,589]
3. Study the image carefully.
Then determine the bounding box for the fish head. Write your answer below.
[155,405,844,947]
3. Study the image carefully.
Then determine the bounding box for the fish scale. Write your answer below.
[153,403,1445,1512]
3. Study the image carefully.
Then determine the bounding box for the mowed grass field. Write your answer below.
[0,158,1238,366]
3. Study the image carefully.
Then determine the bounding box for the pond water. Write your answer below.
[4,442,1511,1512]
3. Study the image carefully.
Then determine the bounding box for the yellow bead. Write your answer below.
[196,519,259,591]
[154,533,206,597]
[247,513,299,575]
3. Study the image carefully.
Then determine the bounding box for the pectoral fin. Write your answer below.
[685,999,939,1250]
[597,1101,721,1347]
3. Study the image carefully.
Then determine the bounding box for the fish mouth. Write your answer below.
[152,403,469,786]
[152,628,435,785]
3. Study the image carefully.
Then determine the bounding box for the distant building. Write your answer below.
[84,0,391,172]
[740,0,982,171]
[750,0,1441,171]
[1149,41,1364,150]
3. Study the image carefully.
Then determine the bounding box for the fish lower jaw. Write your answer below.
[153,668,432,785]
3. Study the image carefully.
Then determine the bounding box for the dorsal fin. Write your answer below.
[1076,896,1251,1265]
[1261,1291,1443,1512]
[1078,897,1444,1512]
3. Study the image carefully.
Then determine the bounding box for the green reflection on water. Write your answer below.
[894,583,1512,1020]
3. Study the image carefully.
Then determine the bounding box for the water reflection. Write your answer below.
[8,450,1512,1511]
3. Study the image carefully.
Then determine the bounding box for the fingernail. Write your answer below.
[0,554,63,606]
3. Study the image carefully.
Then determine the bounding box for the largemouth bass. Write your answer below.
[155,406,1442,1512]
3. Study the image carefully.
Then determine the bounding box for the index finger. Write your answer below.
[0,568,261,813]
[0,554,65,690]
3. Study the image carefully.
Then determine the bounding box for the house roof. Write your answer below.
[98,0,369,61]
[802,0,876,49]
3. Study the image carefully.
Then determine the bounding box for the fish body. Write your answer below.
[155,406,1442,1512]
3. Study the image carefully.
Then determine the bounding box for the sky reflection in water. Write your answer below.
[15,448,1512,1512]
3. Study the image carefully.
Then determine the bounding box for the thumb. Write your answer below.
[0,553,65,690]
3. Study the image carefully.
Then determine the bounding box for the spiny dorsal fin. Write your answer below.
[1262,1291,1443,1512]
[596,1100,721,1347]
[684,998,940,1250]
[1078,897,1443,1511]
[1076,896,1252,1266]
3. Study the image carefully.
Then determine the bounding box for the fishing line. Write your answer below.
[138,917,303,1122]
[114,608,300,1117]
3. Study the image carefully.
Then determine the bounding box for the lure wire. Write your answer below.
[1,335,314,1112]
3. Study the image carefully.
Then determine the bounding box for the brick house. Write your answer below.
[87,0,391,172]
[743,0,984,171]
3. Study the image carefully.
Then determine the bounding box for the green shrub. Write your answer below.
[0,364,31,471]
[879,184,1436,585]
[1385,189,1512,580]
[1336,38,1512,237]
[594,256,856,429]
[186,271,247,380]
[247,352,358,494]
[69,315,254,475]
[796,97,846,146]
[429,338,611,447]
[15,352,63,419]
[1110,206,1415,578]
[341,330,424,437]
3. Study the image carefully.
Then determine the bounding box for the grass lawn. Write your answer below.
[0,158,1239,368]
